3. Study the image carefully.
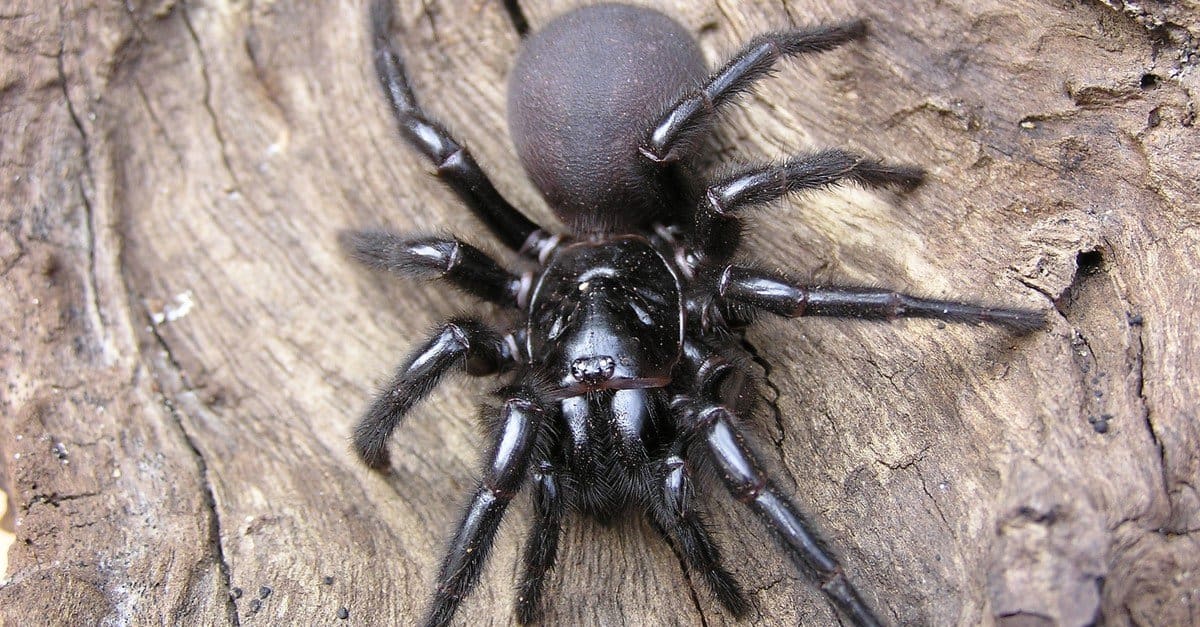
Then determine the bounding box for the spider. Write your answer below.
[343,2,1044,626]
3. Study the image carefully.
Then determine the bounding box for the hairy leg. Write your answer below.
[369,0,553,255]
[353,318,516,469]
[719,265,1046,332]
[341,230,529,307]
[648,447,750,616]
[425,386,549,627]
[695,149,922,261]
[677,355,882,627]
[515,462,564,624]
[642,20,866,164]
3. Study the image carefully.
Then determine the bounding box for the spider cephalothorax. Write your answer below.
[344,3,1045,626]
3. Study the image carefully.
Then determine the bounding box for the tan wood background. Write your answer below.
[2,0,1198,624]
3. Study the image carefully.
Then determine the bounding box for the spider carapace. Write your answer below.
[343,3,1045,626]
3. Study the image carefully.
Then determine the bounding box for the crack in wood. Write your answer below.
[146,318,240,626]
[1130,313,1172,520]
[55,7,106,352]
[737,335,803,490]
[179,1,243,196]
[131,77,186,169]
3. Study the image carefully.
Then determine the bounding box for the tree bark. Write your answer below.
[1,0,1197,625]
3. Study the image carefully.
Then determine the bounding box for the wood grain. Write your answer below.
[2,0,1197,625]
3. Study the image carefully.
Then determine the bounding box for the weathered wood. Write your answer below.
[2,0,1197,625]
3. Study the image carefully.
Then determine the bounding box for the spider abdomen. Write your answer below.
[527,236,684,396]
[507,3,708,231]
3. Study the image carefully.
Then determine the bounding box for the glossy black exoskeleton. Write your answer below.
[343,3,1046,626]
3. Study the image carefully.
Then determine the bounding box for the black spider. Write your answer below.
[343,3,1045,626]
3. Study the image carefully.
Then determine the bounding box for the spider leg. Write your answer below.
[341,230,529,307]
[642,20,866,164]
[515,462,564,624]
[648,447,750,617]
[696,150,922,260]
[426,386,549,627]
[707,150,924,214]
[353,318,516,469]
[614,388,748,614]
[719,265,1047,332]
[680,357,882,627]
[369,0,553,255]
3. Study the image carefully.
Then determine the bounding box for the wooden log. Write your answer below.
[1,0,1196,624]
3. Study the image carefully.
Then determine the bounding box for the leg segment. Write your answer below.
[679,358,881,627]
[649,450,750,617]
[353,318,515,469]
[642,20,866,164]
[341,230,528,307]
[719,265,1046,332]
[425,387,548,627]
[515,463,564,624]
[695,149,923,260]
[369,0,550,254]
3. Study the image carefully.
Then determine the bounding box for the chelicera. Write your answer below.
[344,2,1045,625]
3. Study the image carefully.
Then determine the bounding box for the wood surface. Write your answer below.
[1,0,1197,625]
